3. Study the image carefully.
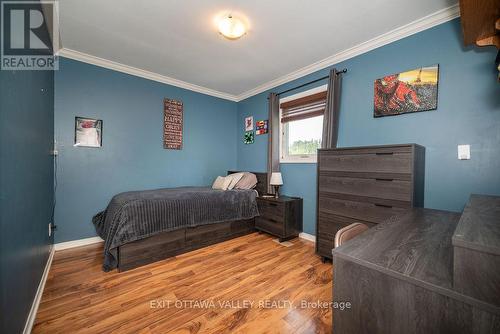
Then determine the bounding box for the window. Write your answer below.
[279,85,327,163]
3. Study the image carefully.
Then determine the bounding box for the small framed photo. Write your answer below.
[245,116,254,131]
[74,117,102,148]
[244,131,254,144]
[256,120,268,135]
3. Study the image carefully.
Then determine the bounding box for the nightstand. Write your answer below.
[255,196,303,242]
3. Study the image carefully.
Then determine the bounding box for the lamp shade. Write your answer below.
[270,172,283,186]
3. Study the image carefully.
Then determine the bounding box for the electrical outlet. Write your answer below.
[458,145,471,160]
[48,223,52,237]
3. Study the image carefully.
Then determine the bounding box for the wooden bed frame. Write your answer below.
[116,171,268,272]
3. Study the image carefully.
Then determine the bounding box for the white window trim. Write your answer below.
[279,84,327,164]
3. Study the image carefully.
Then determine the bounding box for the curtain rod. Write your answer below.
[272,68,347,97]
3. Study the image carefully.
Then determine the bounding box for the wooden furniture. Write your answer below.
[452,194,500,307]
[316,144,425,261]
[459,0,500,79]
[34,233,332,333]
[460,0,500,48]
[255,196,303,242]
[116,171,267,272]
[332,196,500,333]
[118,218,255,271]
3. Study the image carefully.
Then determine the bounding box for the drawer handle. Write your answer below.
[375,178,394,182]
[268,203,278,207]
[268,218,278,224]
[376,152,394,155]
[374,203,393,208]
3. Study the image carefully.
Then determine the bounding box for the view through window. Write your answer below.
[284,115,323,156]
[280,87,326,162]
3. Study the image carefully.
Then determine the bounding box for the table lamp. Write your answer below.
[270,172,283,198]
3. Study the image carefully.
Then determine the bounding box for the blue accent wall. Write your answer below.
[236,19,500,235]
[54,58,238,242]
[0,30,54,334]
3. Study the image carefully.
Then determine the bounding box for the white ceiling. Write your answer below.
[58,0,458,100]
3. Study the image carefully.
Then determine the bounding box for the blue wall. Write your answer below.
[54,58,238,242]
[54,19,500,241]
[237,19,500,235]
[0,28,54,334]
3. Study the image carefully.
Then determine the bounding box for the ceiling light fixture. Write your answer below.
[218,14,246,40]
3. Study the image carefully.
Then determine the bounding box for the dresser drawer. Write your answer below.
[318,211,375,239]
[186,222,231,245]
[318,197,408,224]
[256,217,284,236]
[317,236,335,258]
[317,213,375,259]
[319,148,412,174]
[318,175,412,203]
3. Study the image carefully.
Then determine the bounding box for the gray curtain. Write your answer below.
[267,93,280,194]
[322,68,342,148]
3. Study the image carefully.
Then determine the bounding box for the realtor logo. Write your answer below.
[1,1,59,70]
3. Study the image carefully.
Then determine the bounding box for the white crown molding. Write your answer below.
[23,245,55,334]
[235,4,460,101]
[54,236,104,251]
[57,48,239,102]
[57,5,459,103]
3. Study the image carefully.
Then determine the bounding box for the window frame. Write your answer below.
[279,84,327,164]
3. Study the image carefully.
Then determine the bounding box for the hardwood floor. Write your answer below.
[33,233,332,333]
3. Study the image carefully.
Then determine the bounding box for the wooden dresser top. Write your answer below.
[452,194,500,256]
[318,143,423,152]
[333,208,460,290]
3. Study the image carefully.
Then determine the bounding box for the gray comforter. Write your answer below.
[93,187,259,271]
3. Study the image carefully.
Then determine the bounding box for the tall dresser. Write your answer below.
[316,144,425,260]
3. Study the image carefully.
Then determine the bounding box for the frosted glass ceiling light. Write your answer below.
[218,14,246,40]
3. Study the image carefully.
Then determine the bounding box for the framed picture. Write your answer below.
[74,117,102,148]
[256,120,268,135]
[245,116,254,131]
[244,131,254,144]
[374,64,439,117]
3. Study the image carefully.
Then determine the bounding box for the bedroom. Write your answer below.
[1,0,499,333]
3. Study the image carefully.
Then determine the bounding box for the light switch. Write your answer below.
[458,145,470,160]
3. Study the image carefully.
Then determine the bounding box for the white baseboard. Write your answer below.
[54,236,104,251]
[23,245,55,334]
[299,232,316,243]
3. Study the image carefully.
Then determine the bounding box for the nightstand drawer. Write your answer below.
[255,196,302,241]
[255,217,284,236]
[258,206,284,223]
[258,198,284,211]
[257,198,285,222]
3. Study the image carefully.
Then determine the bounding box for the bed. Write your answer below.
[93,171,267,272]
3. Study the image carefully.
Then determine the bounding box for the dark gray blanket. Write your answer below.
[93,187,259,271]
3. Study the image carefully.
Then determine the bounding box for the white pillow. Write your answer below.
[212,176,231,190]
[226,172,245,190]
[234,172,258,190]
